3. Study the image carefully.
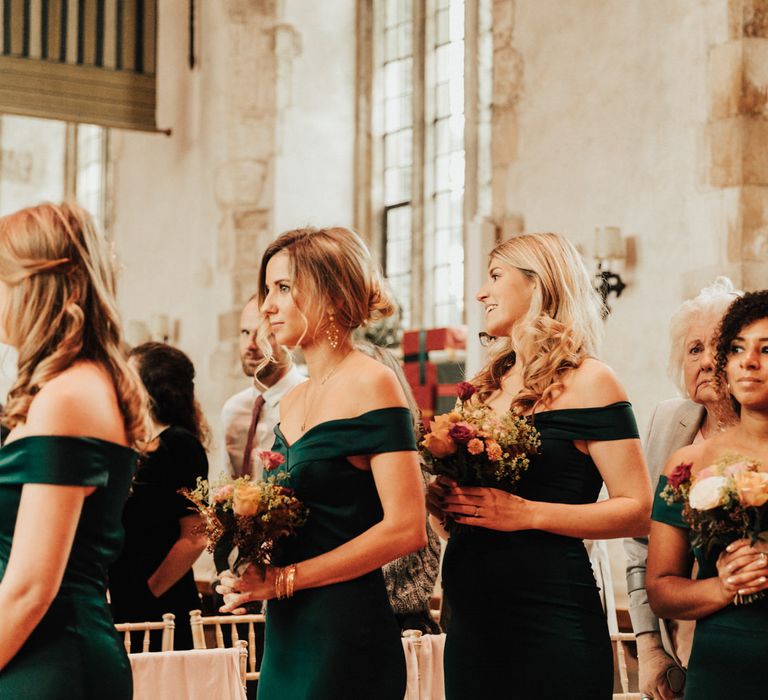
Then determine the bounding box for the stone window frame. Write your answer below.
[355,0,488,331]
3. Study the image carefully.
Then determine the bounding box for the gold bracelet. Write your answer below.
[274,567,285,600]
[284,564,297,599]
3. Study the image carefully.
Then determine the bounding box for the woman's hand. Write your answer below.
[216,565,276,615]
[426,476,452,522]
[442,484,537,531]
[716,539,768,600]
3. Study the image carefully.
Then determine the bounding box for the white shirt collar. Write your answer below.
[259,365,305,408]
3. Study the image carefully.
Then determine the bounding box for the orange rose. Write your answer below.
[233,482,264,516]
[467,438,484,455]
[733,471,768,507]
[421,430,458,458]
[429,414,453,432]
[485,439,502,462]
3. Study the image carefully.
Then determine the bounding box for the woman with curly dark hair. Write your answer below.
[109,342,209,650]
[647,290,768,699]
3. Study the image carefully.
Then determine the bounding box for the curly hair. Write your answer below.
[0,202,149,446]
[128,342,211,449]
[714,290,768,412]
[472,233,603,413]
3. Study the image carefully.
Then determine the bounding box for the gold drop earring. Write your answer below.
[325,313,339,349]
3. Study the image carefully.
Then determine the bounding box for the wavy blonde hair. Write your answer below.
[0,202,148,446]
[473,233,603,412]
[256,226,394,361]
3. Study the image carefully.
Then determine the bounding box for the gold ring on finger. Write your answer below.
[474,505,480,517]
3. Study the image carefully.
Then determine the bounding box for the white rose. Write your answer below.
[688,476,728,510]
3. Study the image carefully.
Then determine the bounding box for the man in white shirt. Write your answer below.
[221,296,305,478]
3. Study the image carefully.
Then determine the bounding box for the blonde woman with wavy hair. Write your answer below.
[217,226,426,699]
[0,202,146,699]
[430,232,652,700]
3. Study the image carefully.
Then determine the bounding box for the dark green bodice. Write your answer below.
[257,407,417,700]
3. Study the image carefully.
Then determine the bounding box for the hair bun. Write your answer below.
[367,283,395,321]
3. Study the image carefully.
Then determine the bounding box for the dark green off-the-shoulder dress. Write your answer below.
[652,475,768,700]
[442,401,639,700]
[257,407,416,700]
[0,436,137,699]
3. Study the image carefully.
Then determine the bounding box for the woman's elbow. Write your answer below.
[395,519,428,556]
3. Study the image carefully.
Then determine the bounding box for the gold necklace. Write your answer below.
[300,351,353,432]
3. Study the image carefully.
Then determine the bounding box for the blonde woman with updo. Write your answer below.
[428,233,652,699]
[0,203,147,698]
[217,227,427,699]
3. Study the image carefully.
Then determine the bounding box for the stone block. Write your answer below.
[218,309,241,342]
[704,116,768,186]
[234,230,271,269]
[232,208,270,234]
[233,271,261,306]
[227,0,277,24]
[492,0,515,49]
[493,46,524,108]
[214,160,269,206]
[710,39,768,119]
[735,185,768,260]
[492,106,518,167]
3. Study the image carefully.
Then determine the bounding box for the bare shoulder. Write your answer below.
[560,358,628,408]
[25,361,127,443]
[341,352,407,413]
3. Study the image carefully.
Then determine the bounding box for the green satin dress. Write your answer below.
[0,436,137,699]
[442,402,639,700]
[652,475,768,699]
[257,407,417,700]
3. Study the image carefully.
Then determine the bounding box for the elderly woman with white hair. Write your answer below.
[625,276,741,700]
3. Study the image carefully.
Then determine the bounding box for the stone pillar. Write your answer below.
[490,0,524,238]
[208,0,281,400]
[695,0,768,294]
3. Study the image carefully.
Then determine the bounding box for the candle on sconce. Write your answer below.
[150,314,171,342]
[594,226,625,261]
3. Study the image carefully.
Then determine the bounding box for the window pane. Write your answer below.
[0,115,66,214]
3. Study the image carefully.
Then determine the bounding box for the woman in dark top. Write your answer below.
[428,233,652,699]
[109,342,208,650]
[0,202,148,699]
[216,226,426,700]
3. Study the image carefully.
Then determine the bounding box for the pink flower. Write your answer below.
[213,484,234,503]
[456,382,476,402]
[668,462,692,490]
[258,450,286,472]
[449,421,476,444]
[467,438,484,455]
[724,461,754,476]
[733,471,768,507]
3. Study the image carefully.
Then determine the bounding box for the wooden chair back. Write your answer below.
[189,609,264,681]
[115,612,175,653]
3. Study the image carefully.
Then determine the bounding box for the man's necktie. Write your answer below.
[241,394,266,476]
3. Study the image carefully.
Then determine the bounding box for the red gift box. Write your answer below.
[412,384,436,420]
[435,383,460,414]
[403,361,438,388]
[402,326,467,357]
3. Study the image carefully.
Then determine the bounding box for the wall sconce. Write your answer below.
[594,226,626,317]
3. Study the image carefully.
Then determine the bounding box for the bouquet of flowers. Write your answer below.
[181,450,308,576]
[420,381,541,490]
[662,453,768,604]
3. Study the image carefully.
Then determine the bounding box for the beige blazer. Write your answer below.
[625,398,704,662]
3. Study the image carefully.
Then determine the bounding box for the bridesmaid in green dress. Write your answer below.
[0,203,148,698]
[647,290,768,699]
[429,233,652,699]
[217,227,427,699]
